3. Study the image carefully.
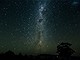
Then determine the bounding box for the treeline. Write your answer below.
[0,42,80,60]
[0,50,80,60]
[0,51,57,60]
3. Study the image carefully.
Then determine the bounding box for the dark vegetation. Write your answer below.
[0,42,80,60]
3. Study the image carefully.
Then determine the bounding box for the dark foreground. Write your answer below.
[0,51,80,60]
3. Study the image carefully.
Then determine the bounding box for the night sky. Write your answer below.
[0,0,80,56]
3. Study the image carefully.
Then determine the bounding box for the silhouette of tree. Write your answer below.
[56,42,75,60]
[5,50,15,56]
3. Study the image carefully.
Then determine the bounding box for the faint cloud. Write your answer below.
[72,1,79,5]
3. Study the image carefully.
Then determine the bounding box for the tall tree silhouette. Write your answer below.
[57,42,75,60]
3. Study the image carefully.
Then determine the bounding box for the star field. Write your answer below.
[0,0,80,56]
